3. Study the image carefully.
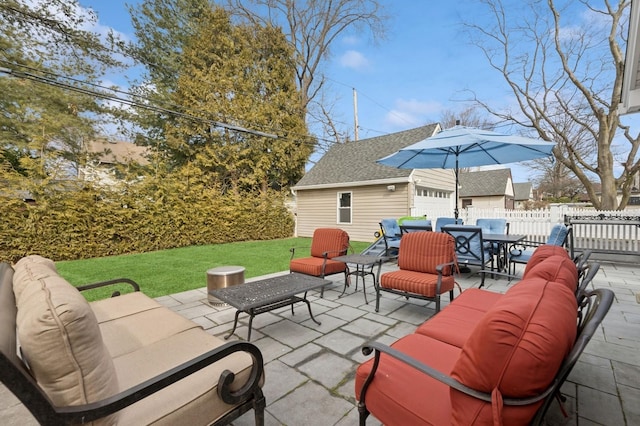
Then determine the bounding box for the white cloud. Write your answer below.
[384,98,442,127]
[339,50,370,70]
[341,35,361,46]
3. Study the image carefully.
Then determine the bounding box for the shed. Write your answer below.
[513,182,534,209]
[291,124,456,241]
[458,169,515,210]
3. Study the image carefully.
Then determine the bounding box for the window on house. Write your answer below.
[462,198,473,208]
[337,192,352,224]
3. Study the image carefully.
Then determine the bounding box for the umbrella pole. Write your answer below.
[454,157,459,220]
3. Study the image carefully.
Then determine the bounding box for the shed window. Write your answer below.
[337,192,352,224]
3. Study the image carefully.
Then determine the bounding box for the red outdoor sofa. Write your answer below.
[356,244,613,425]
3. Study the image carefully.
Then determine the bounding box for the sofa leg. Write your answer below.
[253,389,266,426]
[435,296,441,313]
[357,401,370,425]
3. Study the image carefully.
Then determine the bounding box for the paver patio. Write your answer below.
[1,260,638,425]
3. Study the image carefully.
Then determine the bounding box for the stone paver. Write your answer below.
[1,260,638,425]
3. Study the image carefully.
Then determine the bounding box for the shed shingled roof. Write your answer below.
[459,169,512,197]
[293,124,439,188]
[513,182,533,201]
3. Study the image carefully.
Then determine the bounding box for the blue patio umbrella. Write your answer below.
[376,125,556,219]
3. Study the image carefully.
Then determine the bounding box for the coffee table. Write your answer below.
[210,273,330,341]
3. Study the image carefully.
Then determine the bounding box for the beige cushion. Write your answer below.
[114,328,256,425]
[13,256,119,424]
[12,255,58,300]
[94,296,201,358]
[91,291,165,323]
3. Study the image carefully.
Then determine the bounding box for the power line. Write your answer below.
[323,75,420,129]
[0,61,278,139]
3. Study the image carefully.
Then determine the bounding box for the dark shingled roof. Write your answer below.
[294,124,439,188]
[459,169,512,197]
[513,182,533,201]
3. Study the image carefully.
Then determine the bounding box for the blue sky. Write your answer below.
[84,1,497,137]
[77,0,637,183]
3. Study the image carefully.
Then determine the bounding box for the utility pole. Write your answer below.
[353,88,359,141]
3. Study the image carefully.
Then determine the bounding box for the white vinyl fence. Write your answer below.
[415,205,640,256]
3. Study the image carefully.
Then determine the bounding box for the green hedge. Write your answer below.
[0,176,294,263]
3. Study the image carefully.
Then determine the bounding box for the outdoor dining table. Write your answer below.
[482,233,526,274]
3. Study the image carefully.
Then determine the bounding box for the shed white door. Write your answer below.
[413,186,454,214]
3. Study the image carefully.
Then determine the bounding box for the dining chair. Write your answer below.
[379,218,402,256]
[508,224,572,275]
[400,219,433,234]
[435,217,463,232]
[442,225,493,287]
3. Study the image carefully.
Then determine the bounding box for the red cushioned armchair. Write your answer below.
[377,231,457,313]
[290,228,350,296]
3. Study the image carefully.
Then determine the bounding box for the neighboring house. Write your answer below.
[80,138,150,186]
[291,124,456,241]
[513,182,534,209]
[458,169,514,210]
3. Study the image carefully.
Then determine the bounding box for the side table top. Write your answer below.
[333,254,385,266]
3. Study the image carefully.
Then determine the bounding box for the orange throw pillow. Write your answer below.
[450,278,577,425]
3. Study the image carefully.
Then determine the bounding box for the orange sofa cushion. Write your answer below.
[522,244,569,277]
[442,288,502,313]
[380,270,455,297]
[356,333,460,426]
[415,303,486,348]
[523,254,578,292]
[397,232,456,275]
[450,278,577,425]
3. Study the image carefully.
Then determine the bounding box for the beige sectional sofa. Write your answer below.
[0,255,265,425]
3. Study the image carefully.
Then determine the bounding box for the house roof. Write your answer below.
[86,139,150,166]
[513,182,533,201]
[459,169,512,197]
[293,124,440,189]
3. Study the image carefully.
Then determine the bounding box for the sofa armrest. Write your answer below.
[359,341,554,408]
[51,340,264,424]
[77,278,141,294]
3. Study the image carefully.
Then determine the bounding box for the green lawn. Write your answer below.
[57,238,371,300]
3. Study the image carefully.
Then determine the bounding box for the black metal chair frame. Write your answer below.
[375,261,457,313]
[357,287,614,425]
[0,263,266,426]
[442,225,493,287]
[400,224,433,234]
[509,225,573,275]
[289,245,351,297]
[378,221,402,257]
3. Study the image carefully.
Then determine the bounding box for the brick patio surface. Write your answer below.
[1,260,638,425]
